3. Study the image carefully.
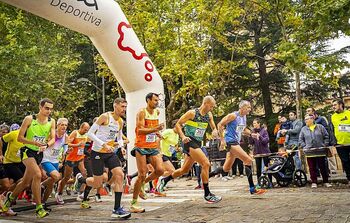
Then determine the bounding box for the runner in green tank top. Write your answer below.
[1,98,56,218]
[158,96,222,204]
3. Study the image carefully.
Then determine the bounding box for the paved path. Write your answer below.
[2,173,350,223]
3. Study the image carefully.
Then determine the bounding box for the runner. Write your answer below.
[56,122,89,204]
[41,118,69,207]
[130,93,165,213]
[1,98,56,218]
[158,96,222,204]
[0,124,10,195]
[159,127,179,177]
[77,98,131,219]
[0,124,23,216]
[208,100,267,195]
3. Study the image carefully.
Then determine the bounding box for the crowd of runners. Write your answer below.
[0,93,349,220]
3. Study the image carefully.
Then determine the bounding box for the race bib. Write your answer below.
[339,124,350,133]
[107,131,117,141]
[169,145,176,154]
[146,133,156,143]
[33,136,46,144]
[236,125,245,133]
[194,128,206,138]
[77,147,85,156]
[51,149,60,157]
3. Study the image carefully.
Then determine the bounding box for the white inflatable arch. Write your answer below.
[1,0,165,174]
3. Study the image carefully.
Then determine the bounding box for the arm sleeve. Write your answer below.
[288,121,303,134]
[87,123,104,148]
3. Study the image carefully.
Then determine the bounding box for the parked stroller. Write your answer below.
[258,145,307,188]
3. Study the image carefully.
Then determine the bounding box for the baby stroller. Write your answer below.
[258,145,307,188]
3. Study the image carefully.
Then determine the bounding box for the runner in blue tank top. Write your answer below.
[209,100,267,195]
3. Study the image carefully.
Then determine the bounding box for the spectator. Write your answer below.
[281,111,303,169]
[275,115,291,146]
[330,99,350,185]
[249,118,272,184]
[306,108,337,174]
[299,114,331,188]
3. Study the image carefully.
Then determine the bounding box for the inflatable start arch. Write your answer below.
[1,0,165,174]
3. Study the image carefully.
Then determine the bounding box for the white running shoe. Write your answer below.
[95,194,102,202]
[55,193,64,205]
[76,192,84,201]
[311,183,317,188]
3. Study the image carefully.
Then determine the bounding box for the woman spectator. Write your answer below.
[249,118,272,185]
[299,114,332,188]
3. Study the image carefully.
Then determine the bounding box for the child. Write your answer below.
[276,116,291,146]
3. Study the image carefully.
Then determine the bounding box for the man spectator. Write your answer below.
[330,99,350,185]
[281,111,303,169]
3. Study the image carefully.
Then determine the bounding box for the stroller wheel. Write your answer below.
[293,170,307,187]
[258,176,272,189]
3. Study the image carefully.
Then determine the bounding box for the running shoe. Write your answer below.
[324,183,332,188]
[43,203,52,212]
[55,193,64,205]
[130,201,145,213]
[36,207,49,218]
[204,193,222,204]
[1,208,17,216]
[139,183,147,200]
[74,173,83,192]
[249,186,267,195]
[77,192,84,201]
[153,189,166,197]
[194,185,202,190]
[111,206,131,219]
[80,200,91,209]
[66,186,72,196]
[311,183,317,189]
[1,192,14,212]
[157,178,166,193]
[95,194,102,203]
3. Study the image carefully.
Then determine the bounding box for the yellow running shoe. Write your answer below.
[80,200,91,209]
[36,207,49,218]
[130,200,145,213]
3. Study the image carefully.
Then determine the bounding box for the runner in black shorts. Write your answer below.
[158,96,222,204]
[77,98,130,219]
[2,98,56,218]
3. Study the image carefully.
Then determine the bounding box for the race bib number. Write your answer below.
[236,125,245,133]
[77,147,85,156]
[33,136,46,144]
[339,124,350,133]
[146,133,156,143]
[194,128,206,138]
[51,149,60,157]
[107,131,117,141]
[169,145,176,154]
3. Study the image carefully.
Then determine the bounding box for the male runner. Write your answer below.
[158,96,222,203]
[1,98,55,218]
[130,93,165,213]
[56,122,89,204]
[208,100,266,195]
[77,98,131,219]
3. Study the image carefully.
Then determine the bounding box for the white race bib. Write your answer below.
[339,124,350,133]
[194,128,206,138]
[146,133,156,143]
[33,136,46,144]
[169,145,176,154]
[77,147,85,156]
[51,149,60,157]
[236,125,245,133]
